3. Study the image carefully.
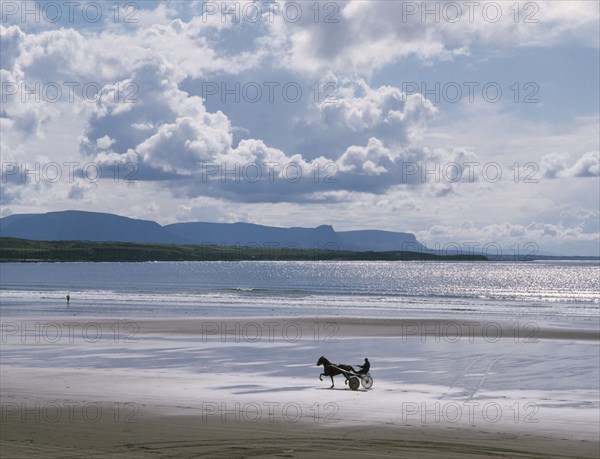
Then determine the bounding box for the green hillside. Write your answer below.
[0,238,487,262]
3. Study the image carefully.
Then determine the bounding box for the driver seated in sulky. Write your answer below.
[357,357,370,374]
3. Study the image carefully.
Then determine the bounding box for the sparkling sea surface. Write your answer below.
[1,260,598,323]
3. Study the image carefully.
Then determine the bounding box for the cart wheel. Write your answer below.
[348,376,360,390]
[361,375,373,389]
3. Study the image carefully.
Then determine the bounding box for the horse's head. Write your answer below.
[316,356,326,366]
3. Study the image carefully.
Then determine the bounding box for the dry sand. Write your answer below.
[2,404,599,458]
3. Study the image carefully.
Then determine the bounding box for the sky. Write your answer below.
[1,0,599,256]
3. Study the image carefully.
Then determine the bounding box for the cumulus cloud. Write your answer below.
[338,139,391,175]
[265,1,468,76]
[136,113,231,174]
[541,151,599,178]
[540,153,568,178]
[67,179,94,200]
[79,61,234,171]
[291,80,439,160]
[568,151,600,177]
[320,81,437,145]
[0,25,25,70]
[74,64,459,200]
[263,1,599,77]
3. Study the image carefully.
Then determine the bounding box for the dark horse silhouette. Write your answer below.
[316,356,355,388]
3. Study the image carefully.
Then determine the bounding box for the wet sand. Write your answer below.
[1,316,598,458]
[2,403,598,458]
[3,316,599,340]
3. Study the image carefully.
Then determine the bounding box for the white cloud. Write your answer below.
[338,138,390,174]
[541,151,600,178]
[137,113,231,174]
[567,151,600,177]
[263,1,599,77]
[540,153,568,178]
[320,81,437,145]
[0,25,25,70]
[96,135,115,150]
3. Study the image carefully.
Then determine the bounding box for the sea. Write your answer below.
[1,260,598,324]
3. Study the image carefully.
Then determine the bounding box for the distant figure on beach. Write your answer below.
[66,294,70,305]
[357,358,370,374]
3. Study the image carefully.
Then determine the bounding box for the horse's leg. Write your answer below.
[319,373,324,381]
[330,375,334,388]
[341,369,349,384]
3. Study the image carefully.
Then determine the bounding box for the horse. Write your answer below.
[316,356,355,388]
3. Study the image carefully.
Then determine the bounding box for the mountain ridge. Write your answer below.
[0,210,425,252]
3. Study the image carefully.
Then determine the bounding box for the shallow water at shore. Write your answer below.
[1,261,599,324]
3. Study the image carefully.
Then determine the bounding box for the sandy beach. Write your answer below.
[2,402,598,458]
[1,316,598,458]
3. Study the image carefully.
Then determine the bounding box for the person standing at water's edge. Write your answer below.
[66,294,70,305]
